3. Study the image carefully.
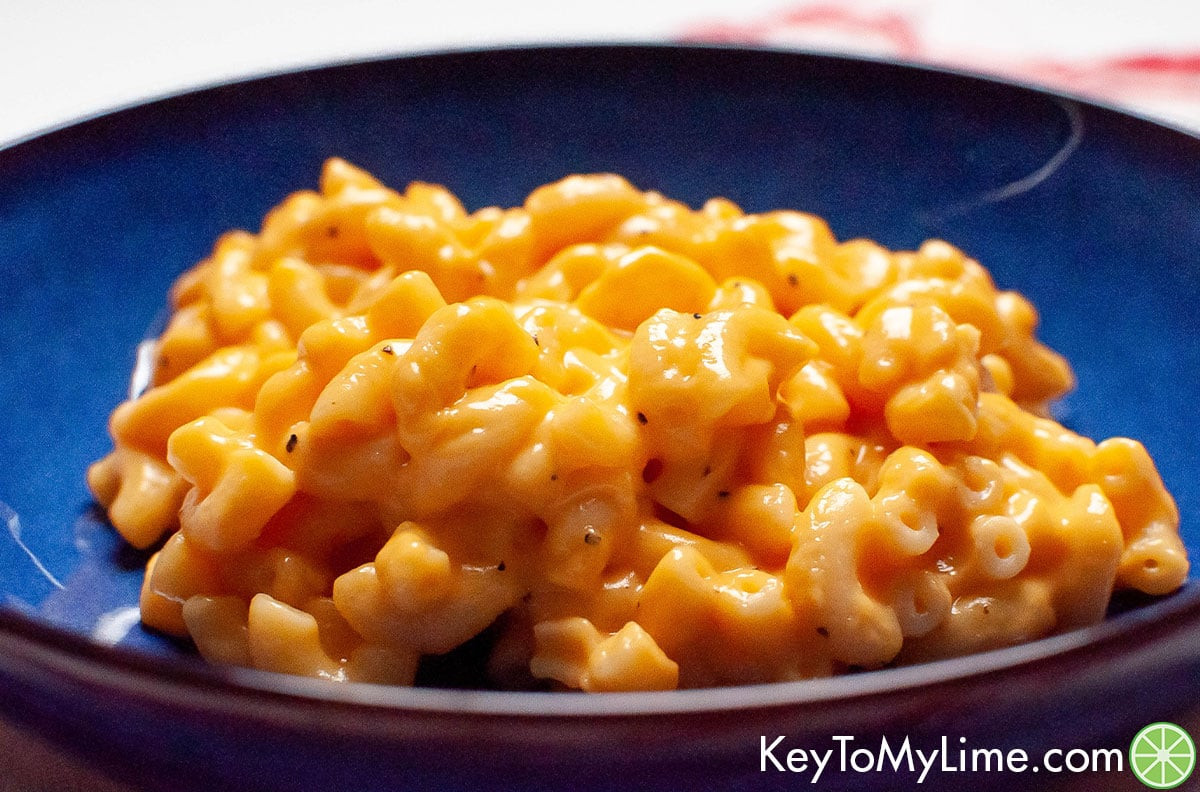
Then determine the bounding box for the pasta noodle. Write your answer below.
[88,161,1189,690]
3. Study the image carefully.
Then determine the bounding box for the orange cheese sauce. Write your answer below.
[88,161,1188,690]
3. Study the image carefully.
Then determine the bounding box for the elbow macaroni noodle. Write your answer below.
[88,161,1188,690]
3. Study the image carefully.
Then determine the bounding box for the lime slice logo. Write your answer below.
[1130,722,1196,789]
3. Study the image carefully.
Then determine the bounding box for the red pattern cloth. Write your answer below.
[683,2,1200,131]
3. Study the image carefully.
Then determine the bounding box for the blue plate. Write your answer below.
[0,45,1198,791]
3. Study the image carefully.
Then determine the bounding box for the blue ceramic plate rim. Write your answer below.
[7,39,1200,155]
[2,581,1199,718]
[1,42,1197,718]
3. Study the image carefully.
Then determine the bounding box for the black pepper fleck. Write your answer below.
[702,465,711,477]
[692,312,702,319]
[816,626,829,638]
[787,273,799,286]
[550,473,558,482]
[532,334,539,347]
[381,344,394,355]
[497,561,506,572]
[325,226,339,238]
[717,490,731,498]
[584,528,601,545]
[285,434,298,453]
[636,412,648,425]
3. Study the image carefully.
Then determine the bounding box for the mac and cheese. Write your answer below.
[88,161,1188,690]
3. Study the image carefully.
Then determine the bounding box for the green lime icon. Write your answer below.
[1130,722,1196,789]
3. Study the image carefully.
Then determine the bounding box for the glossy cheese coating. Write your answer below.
[88,161,1188,690]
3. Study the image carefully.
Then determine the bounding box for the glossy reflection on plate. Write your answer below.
[0,45,1198,792]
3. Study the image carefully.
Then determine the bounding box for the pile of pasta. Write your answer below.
[89,161,1188,690]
